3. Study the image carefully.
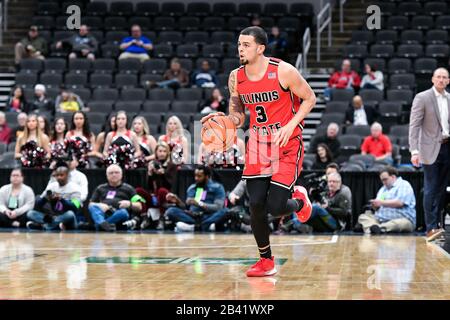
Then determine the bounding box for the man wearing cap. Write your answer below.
[28,84,54,114]
[14,26,47,66]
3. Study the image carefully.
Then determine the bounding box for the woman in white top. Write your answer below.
[158,115,189,165]
[103,110,141,158]
[361,63,384,91]
[131,116,157,161]
[0,168,35,228]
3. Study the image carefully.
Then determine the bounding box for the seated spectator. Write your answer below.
[323,59,361,101]
[38,115,51,137]
[154,58,189,89]
[15,114,51,166]
[0,112,12,144]
[192,60,217,88]
[159,115,189,165]
[325,163,352,200]
[135,141,178,230]
[14,25,47,67]
[345,95,378,126]
[27,166,80,231]
[55,89,85,113]
[56,25,97,60]
[361,63,384,91]
[119,24,153,62]
[6,86,27,113]
[27,84,54,115]
[361,122,393,164]
[309,122,341,159]
[166,165,228,232]
[11,112,27,142]
[88,164,143,232]
[357,166,416,234]
[0,169,35,228]
[268,26,287,60]
[300,172,352,232]
[312,143,334,170]
[201,88,227,114]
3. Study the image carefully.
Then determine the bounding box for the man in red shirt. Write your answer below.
[361,122,393,164]
[324,59,361,101]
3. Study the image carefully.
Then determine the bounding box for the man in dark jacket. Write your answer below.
[345,95,379,126]
[309,122,341,158]
[56,25,98,60]
[15,25,47,66]
[301,172,352,232]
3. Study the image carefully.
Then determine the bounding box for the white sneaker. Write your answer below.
[175,221,195,232]
[208,223,215,232]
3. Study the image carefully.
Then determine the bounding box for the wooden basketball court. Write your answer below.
[0,231,448,300]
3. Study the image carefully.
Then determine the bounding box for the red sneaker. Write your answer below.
[246,256,277,277]
[292,186,312,223]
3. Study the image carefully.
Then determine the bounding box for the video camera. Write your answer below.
[303,172,328,204]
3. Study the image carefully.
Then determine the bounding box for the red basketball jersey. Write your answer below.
[236,57,304,143]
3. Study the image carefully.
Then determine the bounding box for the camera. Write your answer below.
[153,161,162,170]
[46,190,53,198]
[304,172,328,204]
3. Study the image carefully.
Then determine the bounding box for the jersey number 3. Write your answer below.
[255,105,268,123]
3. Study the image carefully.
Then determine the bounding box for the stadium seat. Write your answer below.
[425,30,448,44]
[104,16,127,31]
[158,31,183,46]
[120,88,146,101]
[148,88,174,101]
[202,17,226,32]
[184,32,209,46]
[186,2,210,17]
[115,73,138,89]
[92,59,116,74]
[179,17,200,32]
[135,2,159,17]
[325,101,349,114]
[86,1,107,17]
[110,1,134,16]
[387,16,409,31]
[90,73,113,88]
[346,125,370,137]
[161,2,185,17]
[387,58,412,74]
[410,15,434,31]
[68,59,91,74]
[320,113,345,126]
[142,100,171,113]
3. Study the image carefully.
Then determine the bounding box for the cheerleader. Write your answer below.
[65,111,96,168]
[37,115,51,137]
[131,116,157,163]
[49,117,69,167]
[159,115,189,165]
[92,113,116,159]
[14,114,51,167]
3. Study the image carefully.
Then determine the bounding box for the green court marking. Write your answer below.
[84,257,287,266]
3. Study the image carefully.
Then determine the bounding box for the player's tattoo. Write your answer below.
[228,70,245,126]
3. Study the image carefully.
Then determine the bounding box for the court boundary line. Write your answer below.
[1,235,339,251]
[427,240,450,259]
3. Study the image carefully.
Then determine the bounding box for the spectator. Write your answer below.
[65,111,96,168]
[131,116,157,162]
[92,113,116,160]
[309,122,341,158]
[11,112,27,142]
[6,86,27,113]
[301,172,352,232]
[312,143,334,170]
[357,167,416,234]
[37,115,51,137]
[0,112,12,144]
[28,84,54,114]
[88,164,143,231]
[159,115,189,165]
[361,63,384,91]
[361,122,393,164]
[119,25,153,62]
[55,89,85,113]
[56,25,97,60]
[192,60,217,88]
[49,117,68,167]
[325,163,352,200]
[345,95,378,126]
[201,88,227,114]
[136,141,178,230]
[15,114,51,163]
[251,15,261,27]
[154,58,189,89]
[26,166,80,231]
[166,165,228,232]
[267,26,287,60]
[103,111,141,168]
[0,169,35,228]
[14,25,47,66]
[324,59,361,101]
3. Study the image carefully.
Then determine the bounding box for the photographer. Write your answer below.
[165,166,228,232]
[135,142,177,230]
[26,166,80,231]
[300,172,352,232]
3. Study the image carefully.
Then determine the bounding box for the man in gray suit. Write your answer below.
[409,68,450,241]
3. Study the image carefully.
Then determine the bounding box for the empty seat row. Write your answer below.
[342,44,450,59]
[351,29,450,45]
[335,57,438,75]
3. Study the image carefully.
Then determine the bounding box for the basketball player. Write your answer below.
[202,26,316,277]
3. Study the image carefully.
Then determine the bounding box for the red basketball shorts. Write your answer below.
[242,136,304,190]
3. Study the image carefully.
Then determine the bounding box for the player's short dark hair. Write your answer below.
[240,26,268,46]
[380,166,398,177]
[195,165,211,177]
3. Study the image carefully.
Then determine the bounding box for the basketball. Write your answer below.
[201,115,236,153]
